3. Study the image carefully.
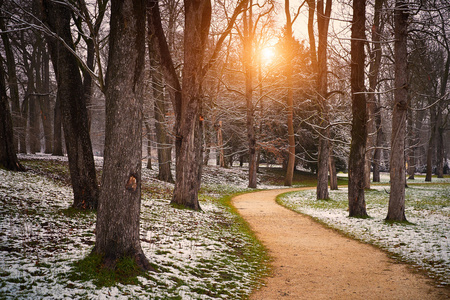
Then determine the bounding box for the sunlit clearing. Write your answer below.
[261,47,275,64]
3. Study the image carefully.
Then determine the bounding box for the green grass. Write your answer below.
[67,252,146,287]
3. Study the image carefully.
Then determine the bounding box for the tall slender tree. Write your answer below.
[0,56,25,171]
[243,0,258,188]
[386,0,409,222]
[364,0,384,188]
[348,0,368,217]
[41,0,99,209]
[0,5,21,151]
[94,0,151,270]
[315,0,332,200]
[147,3,174,183]
[283,0,296,186]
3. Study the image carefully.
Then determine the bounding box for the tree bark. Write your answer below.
[148,14,174,183]
[26,63,40,154]
[0,56,25,171]
[217,120,225,167]
[348,0,368,217]
[316,0,332,200]
[386,0,408,222]
[284,0,295,187]
[364,0,384,188]
[329,149,338,190]
[425,101,436,182]
[52,93,63,156]
[95,0,151,270]
[38,46,53,154]
[0,13,21,151]
[243,1,257,188]
[145,122,152,170]
[372,99,384,182]
[171,0,212,208]
[41,0,99,209]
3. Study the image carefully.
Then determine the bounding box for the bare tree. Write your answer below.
[0,54,24,171]
[364,0,384,188]
[307,0,332,199]
[41,0,99,209]
[147,9,174,183]
[386,0,409,222]
[348,0,368,217]
[283,0,297,186]
[94,0,151,270]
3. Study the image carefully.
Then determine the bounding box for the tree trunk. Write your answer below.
[243,2,257,188]
[217,120,225,167]
[171,0,212,208]
[19,98,28,153]
[406,106,415,179]
[386,0,408,222]
[52,93,63,156]
[372,99,384,182]
[27,67,40,154]
[435,102,444,178]
[39,46,53,154]
[153,78,174,183]
[0,58,25,171]
[148,20,174,183]
[315,0,332,200]
[284,0,295,187]
[436,38,449,179]
[329,150,338,190]
[42,0,99,209]
[95,0,151,270]
[425,104,436,182]
[0,13,21,151]
[348,0,368,217]
[145,122,152,170]
[364,0,384,189]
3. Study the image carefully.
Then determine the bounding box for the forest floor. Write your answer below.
[1,155,449,299]
[233,188,450,300]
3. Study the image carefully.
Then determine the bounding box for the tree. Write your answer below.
[41,0,99,209]
[348,0,368,217]
[312,0,332,200]
[242,1,258,188]
[170,0,212,208]
[0,56,25,171]
[283,0,297,186]
[147,3,174,183]
[364,0,384,188]
[94,0,151,270]
[0,4,21,151]
[386,0,409,222]
[149,0,247,208]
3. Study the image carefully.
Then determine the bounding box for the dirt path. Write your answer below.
[233,188,450,300]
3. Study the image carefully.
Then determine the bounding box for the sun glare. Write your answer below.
[261,47,275,64]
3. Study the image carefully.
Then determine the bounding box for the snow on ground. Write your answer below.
[279,181,450,287]
[0,155,269,299]
[2,154,449,298]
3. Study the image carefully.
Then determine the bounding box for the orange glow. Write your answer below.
[261,47,275,64]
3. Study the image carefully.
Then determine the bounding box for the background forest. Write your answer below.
[0,0,449,297]
[1,0,449,187]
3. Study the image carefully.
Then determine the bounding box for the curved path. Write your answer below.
[233,188,449,300]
